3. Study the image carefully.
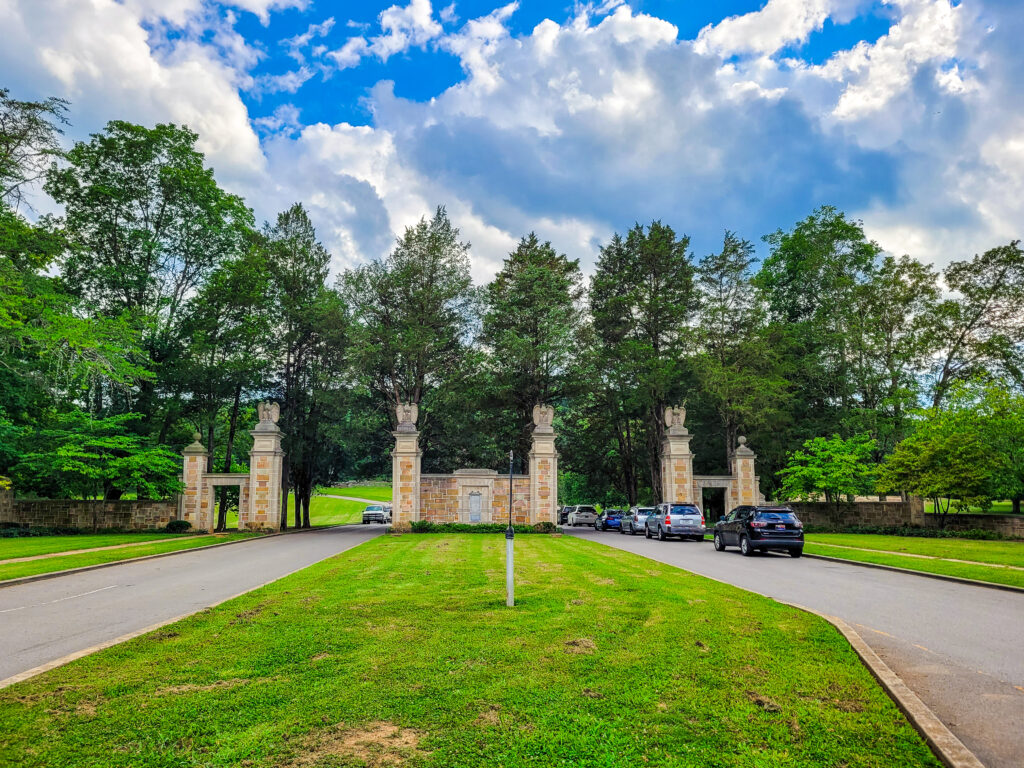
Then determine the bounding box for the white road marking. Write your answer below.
[0,584,119,614]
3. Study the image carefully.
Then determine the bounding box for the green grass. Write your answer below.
[924,499,1016,515]
[221,495,370,529]
[323,484,392,502]
[802,544,1024,588]
[0,533,261,582]
[0,535,940,768]
[805,533,1024,568]
[0,532,183,560]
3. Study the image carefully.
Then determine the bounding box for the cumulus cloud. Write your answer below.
[1,0,1021,279]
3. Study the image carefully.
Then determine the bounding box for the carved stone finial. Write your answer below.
[532,404,554,432]
[665,405,688,435]
[738,436,747,446]
[396,401,419,433]
[192,431,201,442]
[257,401,280,424]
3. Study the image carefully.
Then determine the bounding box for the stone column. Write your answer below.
[392,402,422,524]
[249,402,284,531]
[660,405,695,503]
[529,404,558,525]
[182,434,208,531]
[731,436,758,508]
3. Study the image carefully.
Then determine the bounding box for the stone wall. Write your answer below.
[922,513,1024,539]
[419,473,533,524]
[0,498,178,530]
[787,498,924,528]
[0,485,12,521]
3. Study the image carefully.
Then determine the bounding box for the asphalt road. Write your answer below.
[566,526,1024,768]
[0,525,383,685]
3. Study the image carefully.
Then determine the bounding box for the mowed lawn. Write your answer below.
[805,533,1024,567]
[0,535,940,768]
[222,494,375,528]
[0,532,181,560]
[0,533,260,582]
[325,484,392,502]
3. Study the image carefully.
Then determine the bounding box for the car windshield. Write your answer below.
[670,505,700,515]
[577,506,596,514]
[757,511,796,521]
[365,505,383,511]
[637,507,654,515]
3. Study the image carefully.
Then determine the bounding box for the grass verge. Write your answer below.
[805,533,1024,568]
[0,533,186,560]
[0,535,940,767]
[0,533,262,582]
[324,484,392,502]
[802,543,1024,588]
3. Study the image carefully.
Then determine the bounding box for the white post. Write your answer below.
[505,531,515,607]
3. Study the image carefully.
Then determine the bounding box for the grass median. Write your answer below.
[0,532,262,582]
[0,534,940,767]
[805,533,1024,567]
[0,532,184,560]
[324,484,393,502]
[802,542,1024,588]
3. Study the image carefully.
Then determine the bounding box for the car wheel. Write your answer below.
[645,525,652,539]
[740,535,753,556]
[713,533,725,551]
[790,548,803,558]
[658,526,666,541]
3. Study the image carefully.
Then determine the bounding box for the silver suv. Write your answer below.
[620,506,654,535]
[567,505,598,527]
[646,502,705,541]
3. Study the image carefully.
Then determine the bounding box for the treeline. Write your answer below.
[2,90,1023,522]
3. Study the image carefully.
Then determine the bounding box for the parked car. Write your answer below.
[620,506,655,535]
[383,504,393,522]
[558,506,572,525]
[595,509,624,531]
[361,504,388,524]
[713,505,804,557]
[645,502,705,541]
[567,505,599,527]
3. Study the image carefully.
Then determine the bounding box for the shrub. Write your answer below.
[165,519,192,533]
[403,521,560,534]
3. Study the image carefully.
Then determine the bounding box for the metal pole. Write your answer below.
[506,449,514,607]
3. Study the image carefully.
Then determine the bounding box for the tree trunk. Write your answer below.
[302,487,312,529]
[1013,497,1021,515]
[280,458,289,531]
[647,402,666,504]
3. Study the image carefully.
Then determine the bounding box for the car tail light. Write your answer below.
[665,514,671,526]
[750,520,767,528]
[795,521,803,529]
[700,516,705,526]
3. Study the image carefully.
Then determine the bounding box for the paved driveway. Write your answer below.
[0,525,383,685]
[566,526,1024,768]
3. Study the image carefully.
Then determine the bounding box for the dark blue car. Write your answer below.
[595,509,624,531]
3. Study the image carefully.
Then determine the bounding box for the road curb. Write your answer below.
[802,551,1024,594]
[0,528,379,690]
[0,525,343,590]
[783,602,985,768]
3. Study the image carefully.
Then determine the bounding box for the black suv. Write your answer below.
[713,505,803,557]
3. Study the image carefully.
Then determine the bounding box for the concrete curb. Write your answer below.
[783,601,986,768]
[802,551,1024,594]
[0,525,343,590]
[0,528,378,690]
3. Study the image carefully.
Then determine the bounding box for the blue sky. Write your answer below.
[2,0,1020,280]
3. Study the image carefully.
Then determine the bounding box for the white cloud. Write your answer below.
[284,17,336,64]
[696,0,848,57]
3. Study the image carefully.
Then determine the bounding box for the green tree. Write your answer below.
[590,222,696,501]
[0,88,68,210]
[11,411,181,502]
[877,401,992,523]
[694,231,789,467]
[929,241,1024,406]
[778,433,877,505]
[46,121,253,434]
[480,233,583,467]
